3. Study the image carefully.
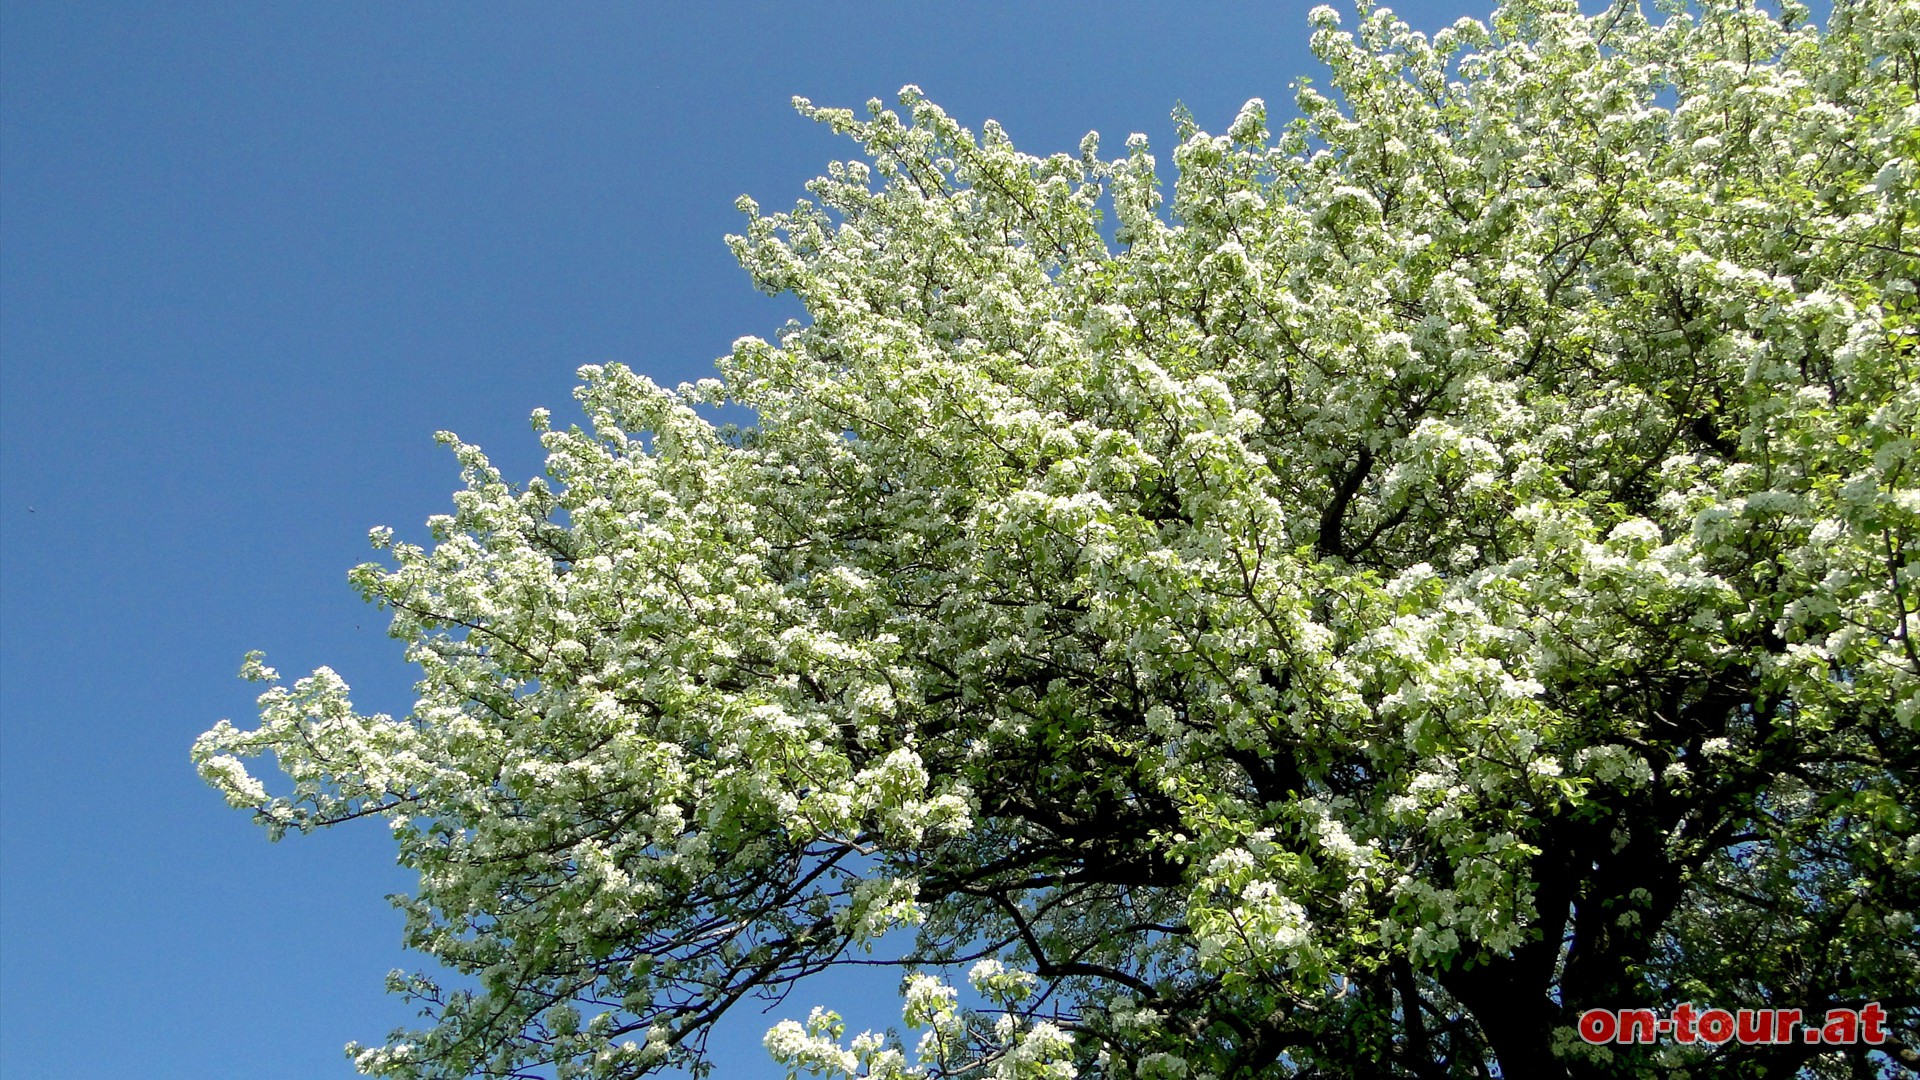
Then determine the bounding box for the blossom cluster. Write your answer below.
[197,1,1917,1076]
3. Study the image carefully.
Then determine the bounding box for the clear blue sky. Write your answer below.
[0,2,1816,1076]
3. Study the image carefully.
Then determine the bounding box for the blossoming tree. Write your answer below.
[196,1,1918,1076]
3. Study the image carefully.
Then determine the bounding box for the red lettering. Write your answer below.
[1673,1002,1698,1043]
[1618,1009,1658,1044]
[1861,1003,1887,1045]
[1822,1008,1858,1045]
[1578,1009,1616,1044]
[1565,1004,1868,1047]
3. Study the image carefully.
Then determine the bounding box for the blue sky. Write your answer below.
[0,1,1801,1076]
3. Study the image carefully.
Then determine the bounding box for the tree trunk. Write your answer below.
[1444,958,1574,1079]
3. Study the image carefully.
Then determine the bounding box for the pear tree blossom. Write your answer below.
[198,1,1918,1076]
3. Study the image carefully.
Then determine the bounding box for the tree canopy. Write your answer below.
[196,1,1919,1076]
